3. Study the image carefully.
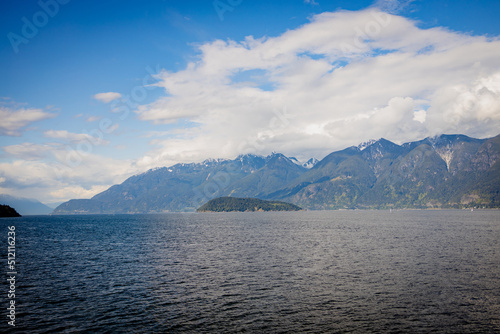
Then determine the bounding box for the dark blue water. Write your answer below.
[1,210,499,333]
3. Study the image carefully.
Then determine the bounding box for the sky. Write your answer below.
[1,0,500,206]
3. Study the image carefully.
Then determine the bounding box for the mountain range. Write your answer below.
[53,134,500,214]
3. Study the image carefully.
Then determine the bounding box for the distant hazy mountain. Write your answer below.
[0,194,52,215]
[53,134,500,214]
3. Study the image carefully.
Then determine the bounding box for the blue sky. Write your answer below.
[1,0,500,205]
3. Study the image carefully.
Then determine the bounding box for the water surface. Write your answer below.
[1,210,499,333]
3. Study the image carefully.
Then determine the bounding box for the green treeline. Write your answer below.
[197,197,302,212]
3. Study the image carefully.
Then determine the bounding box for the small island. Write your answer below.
[0,204,22,218]
[197,197,302,212]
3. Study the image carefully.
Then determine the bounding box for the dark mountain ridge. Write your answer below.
[0,204,21,218]
[53,134,500,214]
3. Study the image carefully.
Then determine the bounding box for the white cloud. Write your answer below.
[2,143,59,160]
[426,72,500,137]
[0,152,140,202]
[49,184,111,201]
[86,116,101,122]
[93,92,122,103]
[132,8,500,166]
[44,130,110,145]
[0,105,56,136]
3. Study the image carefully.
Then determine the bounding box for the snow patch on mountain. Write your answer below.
[290,157,318,169]
[357,139,377,151]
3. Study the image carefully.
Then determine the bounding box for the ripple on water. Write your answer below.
[0,210,498,333]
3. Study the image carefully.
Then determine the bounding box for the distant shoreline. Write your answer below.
[45,207,500,216]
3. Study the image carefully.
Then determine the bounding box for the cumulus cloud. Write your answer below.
[2,143,59,161]
[93,92,122,103]
[0,151,140,202]
[426,72,500,137]
[49,184,112,201]
[131,8,500,167]
[0,105,56,136]
[44,130,110,145]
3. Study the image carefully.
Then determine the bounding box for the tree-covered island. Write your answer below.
[197,197,302,212]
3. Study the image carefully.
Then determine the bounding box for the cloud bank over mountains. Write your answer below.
[1,8,500,204]
[135,9,500,165]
